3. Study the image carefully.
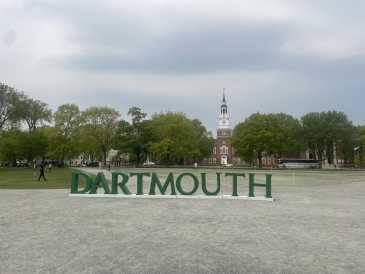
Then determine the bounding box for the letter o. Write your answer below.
[176,173,199,195]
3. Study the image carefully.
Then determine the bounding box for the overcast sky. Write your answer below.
[1,0,365,135]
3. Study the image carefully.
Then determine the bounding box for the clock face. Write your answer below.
[222,120,226,124]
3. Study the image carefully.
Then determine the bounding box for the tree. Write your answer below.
[0,129,48,165]
[46,104,82,165]
[231,113,284,169]
[175,118,201,165]
[149,110,196,166]
[301,112,326,168]
[301,111,353,169]
[274,113,302,158]
[0,83,25,132]
[17,130,49,164]
[114,107,154,165]
[19,98,52,131]
[334,125,356,168]
[81,106,121,165]
[0,130,21,165]
[328,112,354,167]
[190,119,214,163]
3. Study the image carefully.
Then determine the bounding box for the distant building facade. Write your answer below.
[205,91,243,165]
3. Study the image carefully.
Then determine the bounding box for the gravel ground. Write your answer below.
[1,168,364,274]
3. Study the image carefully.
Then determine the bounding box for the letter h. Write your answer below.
[248,173,272,198]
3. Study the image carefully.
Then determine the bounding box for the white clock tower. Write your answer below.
[218,89,230,129]
[215,89,233,165]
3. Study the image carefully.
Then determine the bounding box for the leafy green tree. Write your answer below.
[17,130,49,164]
[114,107,154,165]
[335,125,356,168]
[231,113,284,169]
[0,130,21,165]
[79,143,103,165]
[191,119,214,163]
[0,129,48,165]
[149,110,196,166]
[81,106,121,165]
[111,120,131,161]
[301,112,326,168]
[274,113,302,158]
[324,111,353,165]
[19,98,52,131]
[176,118,201,165]
[46,104,82,165]
[0,83,26,132]
[301,111,353,169]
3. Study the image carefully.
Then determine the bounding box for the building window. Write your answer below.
[213,158,216,163]
[204,158,207,163]
[222,131,226,135]
[220,146,228,154]
[233,158,236,163]
[209,158,212,163]
[213,147,216,154]
[232,148,235,154]
[237,158,241,164]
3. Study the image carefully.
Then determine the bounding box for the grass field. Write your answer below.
[1,166,364,189]
[114,166,365,188]
[0,166,89,189]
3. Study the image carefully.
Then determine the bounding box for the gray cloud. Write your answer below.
[1,0,365,135]
[2,29,17,46]
[23,0,37,11]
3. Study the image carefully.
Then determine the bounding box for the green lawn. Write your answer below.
[117,166,365,187]
[1,166,364,189]
[0,166,91,189]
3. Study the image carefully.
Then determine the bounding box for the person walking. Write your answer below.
[48,162,53,173]
[38,165,47,181]
[194,163,197,170]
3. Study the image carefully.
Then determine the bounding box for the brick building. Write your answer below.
[204,91,243,165]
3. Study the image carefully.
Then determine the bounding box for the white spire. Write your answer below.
[218,88,229,129]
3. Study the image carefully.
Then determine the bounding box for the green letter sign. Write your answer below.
[70,172,93,194]
[248,173,272,198]
[111,172,132,195]
[89,172,111,194]
[176,173,199,195]
[201,173,221,196]
[149,172,176,195]
[130,172,150,195]
[70,171,273,201]
[225,173,246,196]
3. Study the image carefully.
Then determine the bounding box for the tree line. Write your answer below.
[1,82,365,168]
[0,83,214,166]
[232,112,365,169]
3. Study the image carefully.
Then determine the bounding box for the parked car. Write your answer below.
[223,163,234,167]
[73,163,86,167]
[143,162,155,167]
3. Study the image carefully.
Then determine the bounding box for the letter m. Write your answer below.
[149,172,176,195]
